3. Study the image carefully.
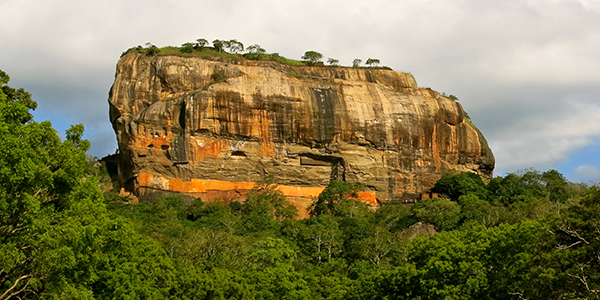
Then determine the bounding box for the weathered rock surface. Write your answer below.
[107,52,494,214]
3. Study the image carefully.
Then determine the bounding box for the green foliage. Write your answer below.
[246,44,266,54]
[195,38,209,49]
[0,70,174,299]
[123,41,308,67]
[238,178,298,235]
[541,169,570,203]
[352,59,362,68]
[374,204,418,231]
[66,123,91,151]
[250,237,297,268]
[442,92,459,101]
[212,39,225,52]
[310,180,365,217]
[433,171,490,201]
[299,215,343,263]
[377,222,545,299]
[327,58,340,66]
[244,52,306,66]
[365,58,380,67]
[412,198,462,231]
[144,42,160,56]
[539,186,600,298]
[3,71,595,298]
[301,50,323,65]
[180,42,195,53]
[225,39,244,54]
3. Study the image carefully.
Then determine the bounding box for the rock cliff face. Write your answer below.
[108,52,494,216]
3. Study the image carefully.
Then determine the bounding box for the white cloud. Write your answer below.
[489,100,600,173]
[1,0,600,181]
[574,165,600,183]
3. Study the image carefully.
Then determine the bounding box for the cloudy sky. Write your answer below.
[1,0,599,183]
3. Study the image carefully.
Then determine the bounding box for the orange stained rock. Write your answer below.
[136,172,378,207]
[188,178,255,193]
[355,191,378,206]
[132,125,174,150]
[275,185,325,198]
[169,178,184,192]
[137,172,154,187]
[191,138,228,162]
[257,110,275,157]
[132,136,172,151]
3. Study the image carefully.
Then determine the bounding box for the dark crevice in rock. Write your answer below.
[299,153,345,181]
[172,101,188,164]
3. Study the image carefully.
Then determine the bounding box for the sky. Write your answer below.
[1,0,599,183]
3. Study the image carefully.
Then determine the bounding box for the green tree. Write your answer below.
[442,92,459,101]
[247,238,311,299]
[246,44,266,54]
[373,204,417,232]
[327,58,340,66]
[361,226,397,266]
[541,169,570,203]
[432,171,489,201]
[212,39,225,52]
[300,215,343,262]
[144,42,160,56]
[226,39,244,54]
[376,222,544,299]
[243,178,298,221]
[181,42,195,53]
[65,123,91,151]
[195,38,209,49]
[237,177,298,235]
[310,180,365,217]
[0,70,174,298]
[301,51,323,65]
[540,186,600,298]
[365,58,380,67]
[352,59,362,68]
[412,198,462,231]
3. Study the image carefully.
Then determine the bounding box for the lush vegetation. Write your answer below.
[121,39,393,70]
[2,70,599,299]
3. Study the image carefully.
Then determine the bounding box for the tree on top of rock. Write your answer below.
[226,39,244,54]
[301,51,323,65]
[246,44,266,54]
[366,58,380,67]
[212,39,225,52]
[195,38,209,49]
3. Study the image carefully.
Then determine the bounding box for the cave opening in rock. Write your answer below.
[299,153,346,181]
[231,150,247,157]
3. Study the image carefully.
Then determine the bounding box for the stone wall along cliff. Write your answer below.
[107,52,494,215]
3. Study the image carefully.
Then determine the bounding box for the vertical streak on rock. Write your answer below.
[432,125,441,172]
[107,53,495,203]
[172,100,188,163]
[311,88,337,143]
[259,110,274,157]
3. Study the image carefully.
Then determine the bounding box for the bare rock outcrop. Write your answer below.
[107,53,494,215]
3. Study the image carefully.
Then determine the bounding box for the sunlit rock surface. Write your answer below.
[107,52,494,215]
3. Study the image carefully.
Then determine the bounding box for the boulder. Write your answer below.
[107,53,494,214]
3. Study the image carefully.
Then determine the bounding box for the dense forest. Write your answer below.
[1,70,599,299]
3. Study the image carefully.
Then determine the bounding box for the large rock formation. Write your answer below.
[107,52,494,216]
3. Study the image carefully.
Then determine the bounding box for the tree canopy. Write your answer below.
[0,70,173,299]
[1,69,598,299]
[301,50,323,65]
[365,58,380,67]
